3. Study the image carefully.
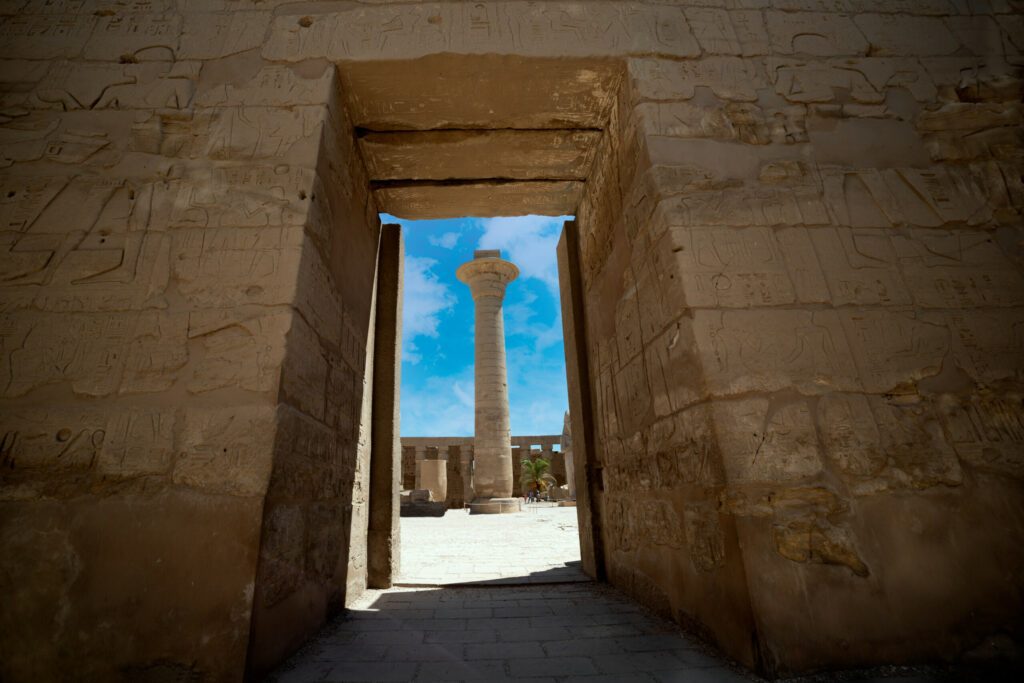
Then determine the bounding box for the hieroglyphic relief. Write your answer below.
[893,228,1024,308]
[139,106,325,162]
[1,311,187,397]
[186,308,290,396]
[670,226,830,308]
[768,57,937,104]
[155,164,313,228]
[660,186,829,228]
[82,13,181,60]
[638,100,807,145]
[263,1,701,62]
[817,392,961,494]
[821,166,991,228]
[944,310,1024,383]
[0,405,174,478]
[28,60,198,111]
[839,310,949,392]
[684,8,769,57]
[629,57,767,102]
[713,398,823,484]
[0,176,171,311]
[0,14,95,59]
[695,309,861,395]
[170,225,303,308]
[174,404,276,497]
[765,11,868,56]
[683,502,726,572]
[941,392,1024,479]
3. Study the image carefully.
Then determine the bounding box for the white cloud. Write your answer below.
[428,231,460,249]
[402,256,456,363]
[505,344,569,435]
[477,216,570,296]
[401,367,475,436]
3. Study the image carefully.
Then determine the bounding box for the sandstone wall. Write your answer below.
[570,3,1024,677]
[0,4,381,681]
[245,67,382,677]
[1,0,1022,680]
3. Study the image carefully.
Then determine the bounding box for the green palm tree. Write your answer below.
[521,457,557,496]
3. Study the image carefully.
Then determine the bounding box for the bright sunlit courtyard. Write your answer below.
[397,506,584,586]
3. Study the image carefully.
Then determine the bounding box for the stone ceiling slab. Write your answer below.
[359,129,601,181]
[339,54,622,131]
[373,181,582,219]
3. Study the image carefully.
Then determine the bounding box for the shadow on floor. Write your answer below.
[395,561,590,588]
[266,577,759,683]
[267,565,1011,683]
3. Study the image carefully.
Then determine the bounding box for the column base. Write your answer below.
[468,497,522,515]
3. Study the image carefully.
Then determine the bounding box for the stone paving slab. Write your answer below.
[268,581,967,683]
[397,506,585,585]
[268,582,757,683]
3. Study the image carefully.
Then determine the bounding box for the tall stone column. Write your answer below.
[457,250,520,514]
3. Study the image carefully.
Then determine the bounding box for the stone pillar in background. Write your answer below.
[413,446,427,489]
[416,460,447,504]
[561,411,576,499]
[457,250,521,514]
[461,445,475,504]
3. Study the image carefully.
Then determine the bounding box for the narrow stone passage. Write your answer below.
[267,582,754,683]
[270,509,958,683]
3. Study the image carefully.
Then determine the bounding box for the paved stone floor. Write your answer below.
[268,506,981,683]
[397,504,586,585]
[268,582,758,682]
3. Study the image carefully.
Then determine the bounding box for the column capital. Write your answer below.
[456,250,519,299]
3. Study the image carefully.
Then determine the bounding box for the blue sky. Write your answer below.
[383,214,571,438]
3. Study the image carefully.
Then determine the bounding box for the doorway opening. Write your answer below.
[390,214,584,586]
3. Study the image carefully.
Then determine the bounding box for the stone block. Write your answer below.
[0,14,95,59]
[82,13,182,61]
[263,2,699,61]
[712,397,823,484]
[693,309,861,395]
[684,8,769,56]
[174,404,277,497]
[170,226,304,308]
[186,308,291,396]
[179,11,271,59]
[359,129,600,182]
[0,310,188,398]
[629,57,766,103]
[670,226,829,308]
[817,392,961,495]
[839,310,949,393]
[939,392,1024,480]
[374,181,581,220]
[853,14,960,56]
[195,62,335,108]
[765,11,868,56]
[338,55,621,131]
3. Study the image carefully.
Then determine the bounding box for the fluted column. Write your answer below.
[457,250,519,508]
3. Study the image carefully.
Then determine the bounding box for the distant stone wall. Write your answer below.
[400,435,565,506]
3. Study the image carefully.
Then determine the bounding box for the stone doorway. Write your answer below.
[2,5,1021,682]
[386,216,585,587]
[343,53,622,593]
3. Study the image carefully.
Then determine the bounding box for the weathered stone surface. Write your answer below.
[340,54,621,131]
[374,180,582,219]
[2,2,1023,681]
[359,129,600,181]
